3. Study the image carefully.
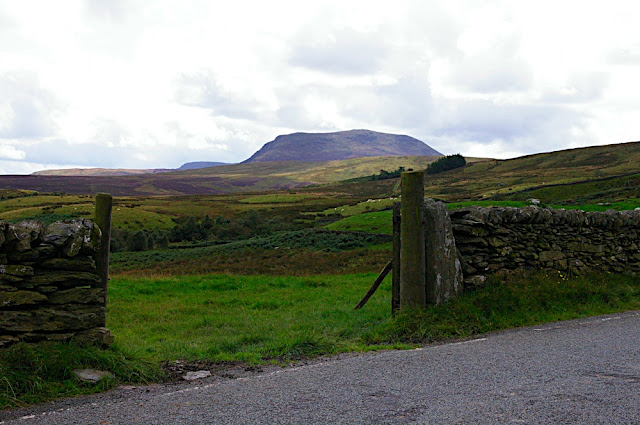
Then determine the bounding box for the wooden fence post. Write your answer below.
[392,202,401,314]
[94,193,112,323]
[399,171,426,309]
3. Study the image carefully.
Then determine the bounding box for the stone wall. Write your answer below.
[0,219,112,347]
[450,206,640,288]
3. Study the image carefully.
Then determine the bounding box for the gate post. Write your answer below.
[399,171,426,309]
[391,202,401,314]
[94,193,113,323]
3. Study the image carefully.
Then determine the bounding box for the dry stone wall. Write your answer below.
[0,218,112,347]
[449,206,640,288]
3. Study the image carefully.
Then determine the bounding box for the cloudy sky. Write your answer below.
[1,0,639,174]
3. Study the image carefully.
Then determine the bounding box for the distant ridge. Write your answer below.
[32,161,229,176]
[243,129,441,163]
[177,161,228,171]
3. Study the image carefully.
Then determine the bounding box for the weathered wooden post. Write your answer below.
[399,170,426,309]
[94,193,113,323]
[391,202,401,314]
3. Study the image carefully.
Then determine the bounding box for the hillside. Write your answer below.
[6,141,640,198]
[420,141,640,202]
[1,156,440,196]
[244,129,441,163]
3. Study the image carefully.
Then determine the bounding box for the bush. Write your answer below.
[426,154,466,175]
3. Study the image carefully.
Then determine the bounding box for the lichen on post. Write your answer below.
[399,170,426,309]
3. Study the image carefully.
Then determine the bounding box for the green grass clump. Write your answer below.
[0,342,163,409]
[367,271,640,344]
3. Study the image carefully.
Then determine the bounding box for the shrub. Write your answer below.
[426,154,466,175]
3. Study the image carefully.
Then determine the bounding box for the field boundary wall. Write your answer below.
[0,219,112,347]
[449,205,640,287]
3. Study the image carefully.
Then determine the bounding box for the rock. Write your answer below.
[0,274,24,284]
[0,222,6,247]
[423,199,463,305]
[43,219,99,257]
[0,290,47,308]
[83,221,102,253]
[8,244,57,262]
[0,306,105,332]
[74,327,115,346]
[41,257,97,272]
[538,251,565,262]
[0,264,34,277]
[0,335,19,348]
[47,288,104,305]
[528,198,541,205]
[183,370,212,381]
[12,220,45,252]
[465,275,487,288]
[73,369,114,383]
[38,286,59,293]
[0,284,17,292]
[29,271,101,288]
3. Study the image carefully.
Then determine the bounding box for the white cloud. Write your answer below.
[1,0,640,174]
[0,144,25,160]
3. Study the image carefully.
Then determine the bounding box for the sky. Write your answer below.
[1,0,639,174]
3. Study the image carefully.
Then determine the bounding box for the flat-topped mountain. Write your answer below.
[243,129,441,163]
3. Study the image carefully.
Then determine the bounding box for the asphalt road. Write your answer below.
[3,311,640,424]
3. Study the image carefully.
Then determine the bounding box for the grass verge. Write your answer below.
[367,270,640,343]
[0,343,163,410]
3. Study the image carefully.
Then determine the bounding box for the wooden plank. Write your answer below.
[354,259,393,310]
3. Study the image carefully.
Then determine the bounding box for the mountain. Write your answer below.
[243,129,441,163]
[32,162,229,176]
[177,161,228,170]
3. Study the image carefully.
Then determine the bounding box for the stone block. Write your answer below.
[74,327,114,346]
[41,257,97,272]
[47,288,104,305]
[0,306,105,332]
[0,264,34,277]
[29,271,101,288]
[538,251,565,262]
[424,199,464,305]
[0,284,17,292]
[43,219,100,257]
[464,275,487,289]
[12,220,45,252]
[0,290,47,308]
[8,244,57,262]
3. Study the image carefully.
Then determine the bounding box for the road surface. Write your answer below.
[2,311,640,424]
